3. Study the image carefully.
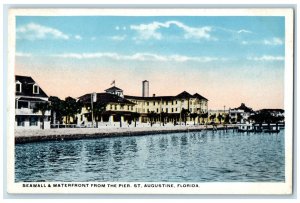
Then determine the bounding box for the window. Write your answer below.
[16,82,21,93]
[176,101,178,104]
[30,117,38,126]
[33,84,39,94]
[18,101,28,109]
[171,101,173,105]
[114,105,117,110]
[171,108,173,112]
[17,117,25,126]
[157,108,159,113]
[176,108,178,112]
[147,102,149,106]
[166,108,168,113]
[153,101,155,105]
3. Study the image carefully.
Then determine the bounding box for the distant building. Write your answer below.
[15,75,51,129]
[142,80,149,97]
[105,86,124,98]
[76,83,208,127]
[256,109,285,117]
[229,103,254,124]
[125,91,208,124]
[77,88,135,127]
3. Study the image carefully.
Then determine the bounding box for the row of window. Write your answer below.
[108,104,134,111]
[16,82,39,94]
[135,100,207,106]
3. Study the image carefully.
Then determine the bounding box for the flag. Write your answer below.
[111,80,115,86]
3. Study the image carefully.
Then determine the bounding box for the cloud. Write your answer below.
[51,52,226,63]
[263,37,283,45]
[237,29,252,34]
[130,21,213,41]
[242,37,284,46]
[247,55,284,62]
[75,35,82,40]
[16,23,69,40]
[16,52,32,57]
[115,26,120,30]
[90,37,96,41]
[110,35,126,41]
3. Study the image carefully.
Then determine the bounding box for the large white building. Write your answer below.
[15,75,51,129]
[76,81,208,127]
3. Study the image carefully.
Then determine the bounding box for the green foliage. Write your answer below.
[33,101,50,129]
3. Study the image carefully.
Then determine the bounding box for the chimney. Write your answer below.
[142,80,149,97]
[153,94,156,97]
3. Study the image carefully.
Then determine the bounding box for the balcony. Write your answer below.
[15,108,51,116]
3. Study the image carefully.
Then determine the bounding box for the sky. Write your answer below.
[15,16,285,110]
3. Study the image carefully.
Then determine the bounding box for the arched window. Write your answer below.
[16,81,22,93]
[33,84,39,94]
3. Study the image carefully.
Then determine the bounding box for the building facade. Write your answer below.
[76,83,208,127]
[15,75,51,129]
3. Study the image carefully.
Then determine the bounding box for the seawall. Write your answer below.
[15,125,237,144]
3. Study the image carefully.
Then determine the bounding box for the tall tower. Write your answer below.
[142,80,149,97]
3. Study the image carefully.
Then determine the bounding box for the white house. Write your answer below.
[15,75,51,129]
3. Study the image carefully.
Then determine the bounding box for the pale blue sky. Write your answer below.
[15,16,285,109]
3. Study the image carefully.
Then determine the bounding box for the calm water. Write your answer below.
[15,130,285,182]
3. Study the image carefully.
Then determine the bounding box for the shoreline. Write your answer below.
[15,125,237,144]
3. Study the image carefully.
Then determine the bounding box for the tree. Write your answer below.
[160,112,169,126]
[200,112,208,124]
[92,102,106,128]
[217,114,223,124]
[49,96,65,125]
[209,114,216,124]
[248,112,284,124]
[224,114,230,124]
[131,112,140,127]
[33,101,50,130]
[148,111,157,127]
[180,108,190,126]
[64,97,83,124]
[190,113,198,125]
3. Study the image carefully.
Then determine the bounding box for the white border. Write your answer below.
[6,8,294,195]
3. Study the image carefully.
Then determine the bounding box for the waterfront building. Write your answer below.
[77,87,136,127]
[256,109,285,118]
[76,82,208,127]
[125,91,208,124]
[229,103,254,124]
[15,75,51,129]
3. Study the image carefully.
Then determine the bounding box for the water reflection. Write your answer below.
[15,130,285,182]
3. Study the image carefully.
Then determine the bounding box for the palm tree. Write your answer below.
[64,97,83,124]
[200,112,208,124]
[131,112,140,127]
[224,114,230,124]
[33,101,50,130]
[148,111,157,127]
[181,108,190,126]
[190,113,198,125]
[49,96,65,125]
[92,102,106,128]
[217,114,223,124]
[209,114,216,124]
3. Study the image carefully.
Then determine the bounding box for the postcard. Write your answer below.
[6,8,294,194]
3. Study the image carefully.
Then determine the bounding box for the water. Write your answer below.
[15,130,285,182]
